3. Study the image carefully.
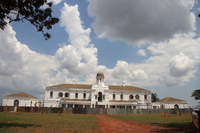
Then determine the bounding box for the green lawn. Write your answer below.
[0,113,101,133]
[111,113,192,129]
[0,112,193,133]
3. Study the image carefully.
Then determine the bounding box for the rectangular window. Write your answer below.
[75,93,78,98]
[120,94,123,100]
[113,94,115,100]
[83,93,86,99]
[68,104,73,107]
[50,91,53,98]
[144,95,147,100]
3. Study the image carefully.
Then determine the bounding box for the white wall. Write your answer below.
[2,98,41,107]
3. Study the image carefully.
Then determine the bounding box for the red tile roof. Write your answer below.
[4,92,38,99]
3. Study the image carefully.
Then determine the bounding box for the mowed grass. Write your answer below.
[112,113,192,129]
[0,113,101,133]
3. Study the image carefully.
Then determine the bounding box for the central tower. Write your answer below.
[96,71,105,86]
[91,71,109,108]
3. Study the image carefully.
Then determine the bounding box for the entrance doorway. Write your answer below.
[98,92,102,102]
[14,100,19,106]
[174,104,179,109]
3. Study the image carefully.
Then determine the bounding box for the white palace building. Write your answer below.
[2,72,191,109]
[44,72,152,109]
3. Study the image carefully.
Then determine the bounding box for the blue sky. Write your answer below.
[0,0,200,107]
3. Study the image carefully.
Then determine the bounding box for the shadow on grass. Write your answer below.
[0,122,41,128]
[150,122,198,133]
[150,122,191,129]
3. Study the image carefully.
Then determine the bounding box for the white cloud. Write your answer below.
[88,0,195,45]
[138,49,147,56]
[112,61,129,78]
[169,53,194,77]
[0,25,64,97]
[55,3,98,76]
[129,70,148,81]
[60,3,91,48]
[48,0,62,5]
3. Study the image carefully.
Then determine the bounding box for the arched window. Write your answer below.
[174,104,179,109]
[98,92,102,102]
[14,100,19,106]
[65,92,69,97]
[135,94,140,100]
[129,94,134,99]
[58,92,63,97]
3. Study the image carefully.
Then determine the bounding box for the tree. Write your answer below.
[0,0,59,40]
[151,93,159,102]
[191,89,200,100]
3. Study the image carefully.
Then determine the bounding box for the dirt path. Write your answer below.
[93,115,185,133]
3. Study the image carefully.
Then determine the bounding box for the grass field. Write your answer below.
[0,113,101,133]
[112,113,192,129]
[0,112,193,133]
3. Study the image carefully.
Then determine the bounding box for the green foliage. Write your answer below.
[191,89,200,100]
[151,93,159,102]
[0,0,59,40]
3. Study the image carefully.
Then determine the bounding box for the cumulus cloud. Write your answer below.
[55,3,98,76]
[129,70,148,81]
[0,25,61,97]
[105,32,200,87]
[0,26,24,76]
[88,0,195,45]
[48,0,62,5]
[0,3,99,101]
[145,33,200,87]
[112,61,129,78]
[169,53,194,77]
[60,3,91,48]
[138,49,147,56]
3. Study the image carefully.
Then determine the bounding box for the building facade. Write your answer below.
[44,72,152,109]
[2,92,42,107]
[152,97,189,109]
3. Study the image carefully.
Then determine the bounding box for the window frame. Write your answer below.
[129,94,134,99]
[58,92,63,97]
[65,92,69,98]
[75,92,78,98]
[83,92,86,99]
[135,94,140,100]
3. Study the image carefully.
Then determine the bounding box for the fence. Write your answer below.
[0,106,191,115]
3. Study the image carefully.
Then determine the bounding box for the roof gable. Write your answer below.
[47,84,92,89]
[47,83,150,92]
[108,85,150,92]
[154,97,187,103]
[4,92,38,99]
